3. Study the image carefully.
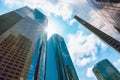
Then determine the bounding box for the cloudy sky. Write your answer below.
[0,0,120,80]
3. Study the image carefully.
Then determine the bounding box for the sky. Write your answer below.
[0,0,120,80]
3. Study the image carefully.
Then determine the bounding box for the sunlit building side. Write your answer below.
[93,59,120,80]
[91,0,120,33]
[0,6,48,80]
[96,0,120,3]
[74,16,120,53]
[0,6,78,80]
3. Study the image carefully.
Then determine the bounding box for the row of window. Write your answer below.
[0,60,24,68]
[0,65,22,73]
[101,34,120,50]
[0,75,19,80]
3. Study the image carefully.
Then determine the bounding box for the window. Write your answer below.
[115,44,120,48]
[0,56,3,62]
[3,61,7,64]
[4,69,9,72]
[14,64,17,67]
[6,66,11,69]
[6,58,10,61]
[19,66,22,69]
[8,75,12,78]
[8,63,13,65]
[7,55,11,58]
[20,63,24,66]
[4,51,8,53]
[11,60,14,62]
[1,64,5,67]
[12,68,16,70]
[16,61,19,64]
[0,49,3,52]
[17,69,21,72]
[2,53,6,56]
[15,72,20,76]
[0,77,4,80]
[10,71,14,74]
[14,76,18,80]
[0,67,3,71]
[2,73,6,76]
[13,56,16,59]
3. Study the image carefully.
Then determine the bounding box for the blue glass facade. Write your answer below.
[46,34,78,80]
[93,59,120,80]
[74,16,120,53]
[0,6,48,80]
[0,6,78,80]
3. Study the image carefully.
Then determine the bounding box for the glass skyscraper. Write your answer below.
[74,15,120,53]
[75,0,120,42]
[0,6,48,80]
[92,0,120,31]
[93,59,120,80]
[46,34,78,80]
[0,6,78,80]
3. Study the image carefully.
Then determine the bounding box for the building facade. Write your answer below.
[74,15,120,53]
[0,7,78,80]
[46,34,78,80]
[90,0,120,35]
[75,0,120,42]
[0,6,48,80]
[96,0,120,3]
[93,59,120,80]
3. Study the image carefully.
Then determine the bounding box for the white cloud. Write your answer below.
[113,59,120,71]
[3,0,119,67]
[67,30,107,67]
[86,66,95,78]
[3,0,23,8]
[3,0,120,41]
[69,19,76,25]
[3,0,77,20]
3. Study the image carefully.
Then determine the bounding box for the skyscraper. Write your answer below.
[46,34,78,80]
[90,0,120,33]
[0,6,78,80]
[75,0,120,42]
[96,0,120,3]
[74,15,120,53]
[93,59,120,80]
[0,6,48,80]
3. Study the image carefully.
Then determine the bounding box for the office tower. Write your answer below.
[91,0,120,33]
[46,34,78,80]
[0,6,48,80]
[93,59,120,80]
[0,6,78,80]
[75,0,120,44]
[96,0,120,3]
[74,15,120,53]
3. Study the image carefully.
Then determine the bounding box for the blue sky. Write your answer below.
[0,0,120,80]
